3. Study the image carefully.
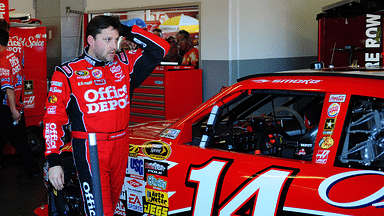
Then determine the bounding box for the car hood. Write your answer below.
[129,119,177,139]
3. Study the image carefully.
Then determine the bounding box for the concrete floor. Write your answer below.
[0,154,47,216]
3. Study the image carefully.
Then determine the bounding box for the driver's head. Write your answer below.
[86,15,121,46]
[86,15,121,62]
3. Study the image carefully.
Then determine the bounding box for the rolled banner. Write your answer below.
[88,133,104,215]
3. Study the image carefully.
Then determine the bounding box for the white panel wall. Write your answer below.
[85,0,199,12]
[86,0,339,61]
[9,0,35,18]
[228,0,336,60]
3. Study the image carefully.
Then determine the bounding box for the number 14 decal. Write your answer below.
[186,157,299,216]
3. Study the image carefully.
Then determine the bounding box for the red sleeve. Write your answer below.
[43,70,71,163]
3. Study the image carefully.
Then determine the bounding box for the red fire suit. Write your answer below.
[43,25,169,215]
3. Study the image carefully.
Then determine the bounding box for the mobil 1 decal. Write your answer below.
[143,159,169,216]
[185,157,299,216]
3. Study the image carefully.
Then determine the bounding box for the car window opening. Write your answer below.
[189,90,325,162]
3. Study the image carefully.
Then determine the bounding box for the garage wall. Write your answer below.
[9,0,35,18]
[11,0,340,100]
[87,0,338,100]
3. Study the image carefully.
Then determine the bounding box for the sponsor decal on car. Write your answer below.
[127,191,143,213]
[159,129,180,140]
[145,160,168,176]
[329,94,346,103]
[142,141,172,160]
[129,144,140,158]
[147,174,167,191]
[323,118,336,135]
[114,201,126,216]
[24,80,33,95]
[145,188,168,207]
[127,157,144,180]
[316,150,330,164]
[24,96,35,109]
[327,103,340,117]
[319,137,334,149]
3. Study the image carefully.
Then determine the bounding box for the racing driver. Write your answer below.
[43,15,169,215]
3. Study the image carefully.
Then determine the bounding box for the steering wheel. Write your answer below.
[274,106,306,132]
[257,129,290,156]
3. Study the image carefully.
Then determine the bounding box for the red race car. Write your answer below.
[44,67,384,216]
[124,67,384,216]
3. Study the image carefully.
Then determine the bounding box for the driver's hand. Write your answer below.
[49,166,65,190]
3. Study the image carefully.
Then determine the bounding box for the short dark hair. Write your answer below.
[177,30,191,40]
[153,28,162,33]
[86,15,121,44]
[0,29,9,46]
[0,19,10,32]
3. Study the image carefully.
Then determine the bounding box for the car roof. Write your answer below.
[238,67,384,82]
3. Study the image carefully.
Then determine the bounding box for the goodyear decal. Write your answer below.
[319,137,334,149]
[142,141,171,160]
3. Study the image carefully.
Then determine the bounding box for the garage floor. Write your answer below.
[0,153,47,216]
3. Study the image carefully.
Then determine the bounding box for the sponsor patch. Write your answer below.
[92,69,103,79]
[327,103,340,118]
[75,70,90,79]
[78,81,92,86]
[319,136,334,149]
[51,81,63,87]
[48,95,58,103]
[142,141,172,161]
[47,105,57,114]
[49,87,62,93]
[62,66,72,75]
[94,79,106,85]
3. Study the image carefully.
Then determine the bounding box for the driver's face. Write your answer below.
[90,26,119,62]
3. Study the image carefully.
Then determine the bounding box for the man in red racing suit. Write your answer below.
[43,15,169,215]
